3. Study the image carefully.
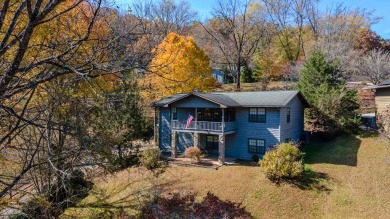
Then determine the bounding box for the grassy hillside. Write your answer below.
[62,134,390,218]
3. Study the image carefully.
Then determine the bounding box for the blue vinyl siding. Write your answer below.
[156,93,306,160]
[225,108,280,160]
[279,96,305,142]
[159,108,172,152]
[172,95,219,108]
[176,108,195,121]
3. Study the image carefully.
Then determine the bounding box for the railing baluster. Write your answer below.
[172,121,236,132]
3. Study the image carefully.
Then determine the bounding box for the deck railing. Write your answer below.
[171,120,236,133]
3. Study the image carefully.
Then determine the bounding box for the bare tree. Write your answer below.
[353,49,390,85]
[262,0,318,62]
[131,0,197,37]
[201,0,266,91]
[317,3,379,47]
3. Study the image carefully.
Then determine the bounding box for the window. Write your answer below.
[225,108,236,122]
[248,108,266,123]
[212,110,222,121]
[203,108,212,121]
[172,108,177,120]
[206,135,219,149]
[248,139,265,154]
[287,108,290,123]
[197,110,203,121]
[197,108,223,122]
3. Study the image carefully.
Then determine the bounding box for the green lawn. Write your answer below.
[62,134,390,218]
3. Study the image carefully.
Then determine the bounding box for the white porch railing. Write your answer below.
[171,120,236,133]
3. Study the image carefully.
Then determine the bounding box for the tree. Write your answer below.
[132,0,197,37]
[92,72,149,168]
[0,0,148,207]
[240,64,256,83]
[144,32,217,99]
[262,0,316,62]
[0,0,109,198]
[201,0,266,91]
[354,29,385,54]
[297,50,360,133]
[353,49,390,85]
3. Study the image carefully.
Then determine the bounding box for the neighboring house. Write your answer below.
[366,81,390,131]
[347,82,375,114]
[212,69,225,84]
[369,81,390,115]
[152,90,310,163]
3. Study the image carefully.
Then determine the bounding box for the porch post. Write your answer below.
[221,108,225,132]
[193,133,200,148]
[171,131,177,158]
[195,107,198,130]
[218,134,225,164]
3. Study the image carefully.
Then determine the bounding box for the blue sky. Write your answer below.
[114,0,390,39]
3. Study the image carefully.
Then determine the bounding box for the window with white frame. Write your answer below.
[249,108,266,123]
[248,138,265,154]
[206,135,219,149]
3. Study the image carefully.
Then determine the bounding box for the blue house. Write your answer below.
[152,90,310,163]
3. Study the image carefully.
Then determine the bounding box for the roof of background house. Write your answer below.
[379,81,390,86]
[152,90,310,108]
[364,81,390,90]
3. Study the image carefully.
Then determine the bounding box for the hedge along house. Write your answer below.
[152,90,310,164]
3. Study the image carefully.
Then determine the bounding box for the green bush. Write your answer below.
[138,147,161,170]
[259,142,304,181]
[184,147,202,163]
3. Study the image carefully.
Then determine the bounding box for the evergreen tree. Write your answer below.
[93,72,150,168]
[240,65,256,83]
[297,50,360,133]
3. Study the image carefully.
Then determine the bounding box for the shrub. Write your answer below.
[138,147,161,170]
[184,147,202,163]
[259,142,304,181]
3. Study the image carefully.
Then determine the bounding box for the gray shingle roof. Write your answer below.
[152,90,310,108]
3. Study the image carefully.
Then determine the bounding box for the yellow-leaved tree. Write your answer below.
[144,32,217,99]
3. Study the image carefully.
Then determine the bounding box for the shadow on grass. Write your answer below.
[283,168,331,192]
[234,159,259,167]
[304,134,361,166]
[63,165,172,217]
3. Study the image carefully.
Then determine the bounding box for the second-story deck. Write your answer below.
[171,120,236,134]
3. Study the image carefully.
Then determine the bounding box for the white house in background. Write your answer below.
[212,69,225,84]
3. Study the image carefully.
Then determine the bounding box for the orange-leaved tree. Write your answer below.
[144,32,217,99]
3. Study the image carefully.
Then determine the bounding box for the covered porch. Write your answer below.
[170,131,232,164]
[166,153,238,167]
[171,107,237,134]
